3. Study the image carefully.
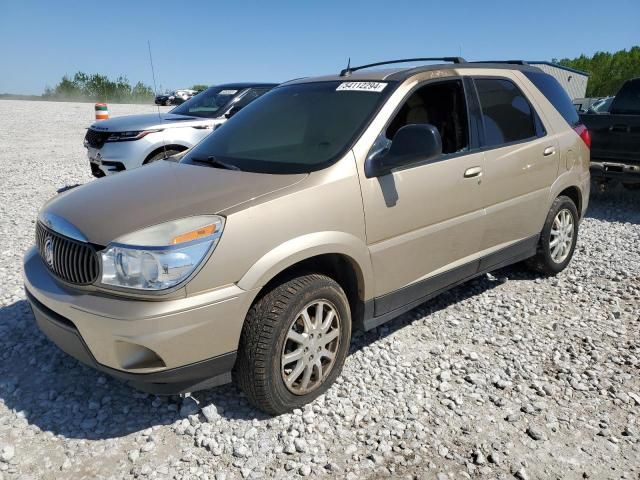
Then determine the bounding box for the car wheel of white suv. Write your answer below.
[145,149,183,164]
[234,273,352,415]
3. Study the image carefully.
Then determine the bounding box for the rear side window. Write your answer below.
[474,78,536,147]
[523,71,580,126]
[610,78,640,115]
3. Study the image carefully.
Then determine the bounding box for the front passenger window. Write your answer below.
[385,80,469,155]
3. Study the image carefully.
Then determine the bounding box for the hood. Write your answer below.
[42,161,306,246]
[89,113,217,132]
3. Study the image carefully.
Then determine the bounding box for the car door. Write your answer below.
[357,78,487,316]
[471,75,559,253]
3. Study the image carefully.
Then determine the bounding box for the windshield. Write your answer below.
[171,86,243,118]
[592,97,613,113]
[181,80,394,174]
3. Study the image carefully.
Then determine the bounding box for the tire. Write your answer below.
[234,273,352,415]
[144,149,182,164]
[526,195,579,275]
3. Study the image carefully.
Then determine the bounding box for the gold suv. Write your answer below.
[23,58,591,414]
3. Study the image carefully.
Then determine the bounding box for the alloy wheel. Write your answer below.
[549,208,574,263]
[281,300,341,395]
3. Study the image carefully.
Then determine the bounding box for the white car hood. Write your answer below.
[89,113,221,132]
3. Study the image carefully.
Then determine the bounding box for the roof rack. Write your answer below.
[468,60,529,65]
[340,57,467,77]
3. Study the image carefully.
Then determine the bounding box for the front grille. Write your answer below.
[36,222,100,285]
[84,129,110,149]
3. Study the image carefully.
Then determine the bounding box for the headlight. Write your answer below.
[100,215,224,291]
[105,130,160,142]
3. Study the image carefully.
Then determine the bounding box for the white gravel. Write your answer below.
[1,99,639,480]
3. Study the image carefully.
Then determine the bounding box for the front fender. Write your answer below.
[237,231,374,300]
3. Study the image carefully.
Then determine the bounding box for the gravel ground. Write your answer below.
[0,99,639,480]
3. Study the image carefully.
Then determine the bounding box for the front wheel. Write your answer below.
[234,273,352,415]
[526,195,579,275]
[144,148,182,164]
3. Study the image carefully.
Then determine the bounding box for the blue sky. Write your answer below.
[1,0,638,95]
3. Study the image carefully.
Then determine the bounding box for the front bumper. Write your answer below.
[590,160,640,184]
[86,138,155,177]
[23,247,256,394]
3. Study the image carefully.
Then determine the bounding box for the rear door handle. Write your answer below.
[543,146,556,156]
[464,166,483,178]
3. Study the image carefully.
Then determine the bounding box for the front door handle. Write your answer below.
[543,146,556,156]
[464,166,483,178]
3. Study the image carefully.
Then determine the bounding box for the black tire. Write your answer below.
[144,149,182,164]
[234,273,352,415]
[526,195,579,275]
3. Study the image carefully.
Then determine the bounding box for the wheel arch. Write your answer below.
[237,232,373,326]
[143,144,190,164]
[548,173,585,220]
[557,185,582,219]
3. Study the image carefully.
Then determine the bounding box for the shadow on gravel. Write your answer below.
[0,271,528,439]
[0,299,278,439]
[349,264,537,353]
[0,300,184,440]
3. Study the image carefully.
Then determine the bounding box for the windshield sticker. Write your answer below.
[336,82,387,93]
[219,89,238,95]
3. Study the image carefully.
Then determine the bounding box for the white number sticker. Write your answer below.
[336,82,387,93]
[219,89,238,95]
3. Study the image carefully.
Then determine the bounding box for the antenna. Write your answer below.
[147,40,167,157]
[343,57,352,77]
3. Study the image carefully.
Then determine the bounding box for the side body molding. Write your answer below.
[237,231,374,300]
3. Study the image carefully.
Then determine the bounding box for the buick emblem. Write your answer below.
[44,236,54,268]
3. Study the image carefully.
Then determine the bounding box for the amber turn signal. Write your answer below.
[171,224,217,245]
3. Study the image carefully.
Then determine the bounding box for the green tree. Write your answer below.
[190,84,208,91]
[558,46,640,97]
[44,71,155,103]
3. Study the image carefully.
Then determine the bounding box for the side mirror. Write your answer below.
[365,124,442,178]
[225,105,242,119]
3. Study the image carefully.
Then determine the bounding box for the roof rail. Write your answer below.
[468,60,529,65]
[340,57,467,77]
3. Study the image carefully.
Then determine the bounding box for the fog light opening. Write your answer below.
[116,341,166,370]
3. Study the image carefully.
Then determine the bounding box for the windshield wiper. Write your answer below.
[190,155,241,171]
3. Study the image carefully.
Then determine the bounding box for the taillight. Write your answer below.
[573,124,591,149]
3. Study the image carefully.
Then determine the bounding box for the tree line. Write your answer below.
[557,46,640,97]
[42,72,155,103]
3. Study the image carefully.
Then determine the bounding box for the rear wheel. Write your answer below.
[526,195,579,275]
[234,273,351,415]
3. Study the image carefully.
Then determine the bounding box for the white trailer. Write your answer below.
[528,61,589,100]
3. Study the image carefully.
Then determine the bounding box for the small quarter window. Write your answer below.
[475,78,536,147]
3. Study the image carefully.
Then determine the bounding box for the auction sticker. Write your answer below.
[219,89,238,95]
[336,82,387,92]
